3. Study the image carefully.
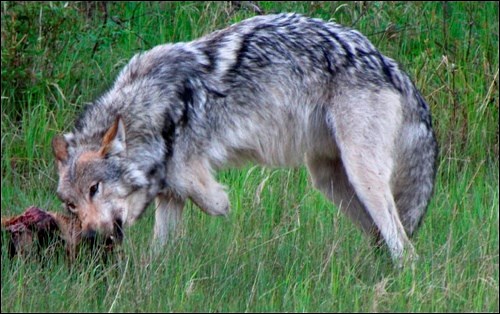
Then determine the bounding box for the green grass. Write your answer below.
[1,1,498,312]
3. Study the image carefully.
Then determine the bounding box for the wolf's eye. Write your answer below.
[66,202,77,213]
[90,182,100,198]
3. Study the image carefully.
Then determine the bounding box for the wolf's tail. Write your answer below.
[392,86,438,236]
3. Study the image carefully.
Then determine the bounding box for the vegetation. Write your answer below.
[1,1,498,312]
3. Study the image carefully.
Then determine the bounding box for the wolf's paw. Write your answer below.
[204,194,230,217]
[394,246,419,269]
[190,186,230,217]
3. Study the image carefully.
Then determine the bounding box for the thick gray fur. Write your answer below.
[53,13,438,266]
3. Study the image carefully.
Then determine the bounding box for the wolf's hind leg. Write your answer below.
[326,89,416,266]
[339,152,415,266]
[306,155,381,242]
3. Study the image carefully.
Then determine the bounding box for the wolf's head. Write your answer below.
[52,116,152,244]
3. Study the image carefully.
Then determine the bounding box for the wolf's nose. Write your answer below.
[113,218,124,242]
[82,229,97,239]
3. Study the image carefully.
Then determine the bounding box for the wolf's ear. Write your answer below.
[52,135,69,165]
[100,116,126,158]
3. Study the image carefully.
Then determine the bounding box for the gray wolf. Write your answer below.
[51,13,438,266]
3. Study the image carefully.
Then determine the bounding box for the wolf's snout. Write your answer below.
[82,229,97,240]
[113,218,124,243]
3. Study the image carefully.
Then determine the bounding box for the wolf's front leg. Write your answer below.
[153,193,185,248]
[189,181,230,216]
[184,159,230,217]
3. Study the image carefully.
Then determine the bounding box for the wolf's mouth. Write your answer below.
[106,218,124,247]
[82,219,123,252]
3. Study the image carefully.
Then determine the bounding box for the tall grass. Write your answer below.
[1,1,498,312]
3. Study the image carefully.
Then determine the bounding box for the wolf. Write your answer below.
[52,13,437,266]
